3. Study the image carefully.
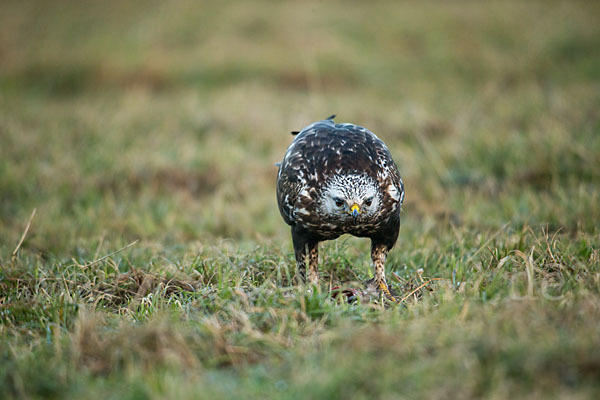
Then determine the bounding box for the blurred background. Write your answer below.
[1,0,599,258]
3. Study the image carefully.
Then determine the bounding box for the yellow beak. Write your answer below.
[350,203,361,217]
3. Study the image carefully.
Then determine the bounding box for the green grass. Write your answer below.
[1,0,600,398]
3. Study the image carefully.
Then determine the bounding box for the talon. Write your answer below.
[378,282,397,303]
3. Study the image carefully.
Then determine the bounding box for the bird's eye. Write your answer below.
[335,199,344,208]
[365,198,373,207]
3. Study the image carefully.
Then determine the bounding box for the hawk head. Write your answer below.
[317,173,381,223]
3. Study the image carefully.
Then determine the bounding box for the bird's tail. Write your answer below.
[290,114,336,135]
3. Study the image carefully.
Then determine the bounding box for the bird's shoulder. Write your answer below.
[280,120,394,176]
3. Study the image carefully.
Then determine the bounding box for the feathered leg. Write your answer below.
[291,228,319,286]
[371,242,396,302]
[307,241,319,285]
[292,229,308,283]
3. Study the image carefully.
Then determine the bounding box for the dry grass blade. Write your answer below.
[465,222,510,266]
[11,208,37,262]
[81,240,140,269]
[399,278,445,303]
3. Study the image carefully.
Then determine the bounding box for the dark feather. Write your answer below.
[276,117,403,242]
[276,117,404,294]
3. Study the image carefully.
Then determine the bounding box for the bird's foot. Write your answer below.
[365,278,398,303]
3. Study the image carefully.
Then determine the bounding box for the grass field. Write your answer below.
[1,0,600,398]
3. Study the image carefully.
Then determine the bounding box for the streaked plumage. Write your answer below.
[276,115,404,300]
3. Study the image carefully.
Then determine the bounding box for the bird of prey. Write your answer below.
[276,115,404,300]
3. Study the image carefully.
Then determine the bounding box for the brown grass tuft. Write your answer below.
[82,269,202,307]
